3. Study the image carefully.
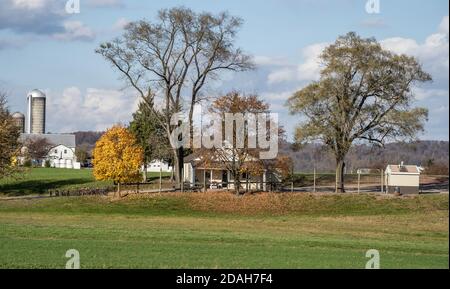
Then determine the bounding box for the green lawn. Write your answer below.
[0,192,448,268]
[0,168,171,196]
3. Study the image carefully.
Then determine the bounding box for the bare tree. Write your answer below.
[24,137,52,166]
[96,7,254,187]
[287,32,431,193]
[199,92,287,195]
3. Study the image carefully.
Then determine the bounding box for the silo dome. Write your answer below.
[12,112,25,118]
[12,112,25,133]
[28,89,46,98]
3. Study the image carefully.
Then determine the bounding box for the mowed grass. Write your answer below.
[0,192,448,268]
[0,168,171,196]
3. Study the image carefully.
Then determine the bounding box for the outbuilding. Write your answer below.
[385,163,421,194]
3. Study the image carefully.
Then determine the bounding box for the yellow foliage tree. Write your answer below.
[93,125,144,196]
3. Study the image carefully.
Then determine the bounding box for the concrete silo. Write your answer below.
[12,112,25,133]
[26,89,46,134]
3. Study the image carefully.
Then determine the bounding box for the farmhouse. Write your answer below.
[183,153,281,191]
[385,163,421,194]
[19,133,81,169]
[144,159,173,173]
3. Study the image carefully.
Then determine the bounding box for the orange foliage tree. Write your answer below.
[93,125,144,196]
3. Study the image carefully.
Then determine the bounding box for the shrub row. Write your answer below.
[47,186,115,197]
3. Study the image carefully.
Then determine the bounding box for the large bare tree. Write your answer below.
[96,7,254,187]
[287,32,431,193]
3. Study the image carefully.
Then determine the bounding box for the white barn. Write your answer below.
[46,144,80,169]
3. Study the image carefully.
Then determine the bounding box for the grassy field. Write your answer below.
[0,168,171,196]
[0,192,448,268]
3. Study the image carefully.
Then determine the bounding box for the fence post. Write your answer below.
[380,169,384,194]
[357,172,360,194]
[203,169,207,192]
[291,182,294,193]
[159,167,162,193]
[313,168,316,193]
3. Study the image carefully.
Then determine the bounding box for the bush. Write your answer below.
[23,159,32,167]
[47,186,115,197]
[44,160,51,168]
[425,162,449,175]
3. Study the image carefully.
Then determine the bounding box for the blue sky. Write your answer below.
[0,0,448,140]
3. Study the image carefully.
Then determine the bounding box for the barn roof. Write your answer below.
[20,133,76,148]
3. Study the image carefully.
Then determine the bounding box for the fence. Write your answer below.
[290,170,385,193]
[47,172,448,196]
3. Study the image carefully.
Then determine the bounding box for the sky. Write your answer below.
[0,0,448,141]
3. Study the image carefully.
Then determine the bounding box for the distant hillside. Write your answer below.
[73,131,104,153]
[281,140,449,173]
[73,131,448,174]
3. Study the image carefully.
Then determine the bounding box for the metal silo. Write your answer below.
[12,112,25,133]
[27,89,46,134]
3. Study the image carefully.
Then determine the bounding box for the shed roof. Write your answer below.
[386,164,420,174]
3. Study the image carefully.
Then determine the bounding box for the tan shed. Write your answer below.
[385,163,421,194]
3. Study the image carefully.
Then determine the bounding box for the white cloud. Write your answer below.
[380,38,419,55]
[86,0,123,7]
[12,0,51,10]
[52,21,95,41]
[267,42,328,84]
[439,16,449,35]
[381,16,449,76]
[254,55,288,66]
[261,90,295,101]
[296,43,328,81]
[413,87,449,101]
[113,17,130,31]
[268,67,296,84]
[0,1,96,42]
[47,87,140,132]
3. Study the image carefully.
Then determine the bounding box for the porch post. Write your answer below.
[263,170,267,192]
[203,169,207,192]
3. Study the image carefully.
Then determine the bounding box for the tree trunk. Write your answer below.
[117,182,121,198]
[335,159,346,193]
[234,171,241,195]
[172,147,184,190]
[142,163,147,183]
[178,147,184,190]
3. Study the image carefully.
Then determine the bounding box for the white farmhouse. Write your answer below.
[20,133,81,169]
[46,144,80,169]
[144,159,173,173]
